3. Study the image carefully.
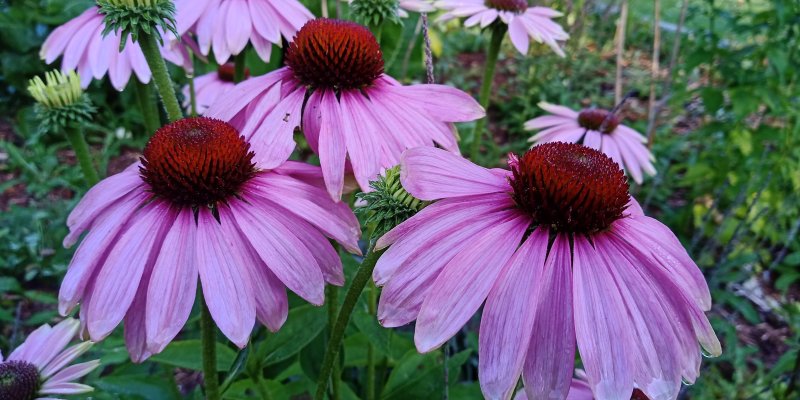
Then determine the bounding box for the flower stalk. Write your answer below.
[201,296,221,400]
[234,51,247,83]
[315,248,386,400]
[65,127,100,185]
[139,32,183,122]
[134,81,161,134]
[469,23,507,160]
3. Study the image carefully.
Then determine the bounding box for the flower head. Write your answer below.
[60,117,361,360]
[343,0,436,18]
[174,0,314,64]
[526,102,656,184]
[27,70,95,132]
[435,0,568,56]
[0,319,99,400]
[206,18,484,200]
[375,144,720,399]
[40,6,190,91]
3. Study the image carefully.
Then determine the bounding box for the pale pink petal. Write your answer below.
[38,382,95,395]
[225,0,252,55]
[42,360,99,387]
[508,18,530,54]
[384,84,484,122]
[249,87,304,169]
[242,244,289,332]
[41,342,93,379]
[317,90,348,199]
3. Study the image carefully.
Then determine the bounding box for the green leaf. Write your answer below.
[701,88,724,113]
[381,349,472,400]
[261,304,327,365]
[94,376,181,400]
[0,277,20,294]
[150,339,237,372]
[220,345,250,393]
[299,328,327,381]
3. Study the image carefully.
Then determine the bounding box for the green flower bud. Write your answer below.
[356,166,428,240]
[27,70,95,133]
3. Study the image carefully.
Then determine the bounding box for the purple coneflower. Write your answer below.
[435,0,568,56]
[526,102,656,184]
[40,6,190,91]
[183,64,246,114]
[0,318,99,399]
[375,143,720,400]
[206,18,484,200]
[59,117,360,360]
[174,0,313,63]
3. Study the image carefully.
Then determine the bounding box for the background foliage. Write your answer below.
[1,0,799,398]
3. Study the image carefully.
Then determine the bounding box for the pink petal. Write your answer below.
[86,202,175,341]
[243,244,289,332]
[414,214,530,352]
[572,236,634,399]
[317,90,348,200]
[400,147,509,201]
[479,229,549,399]
[43,360,99,387]
[386,84,485,122]
[522,233,576,400]
[225,0,252,55]
[249,87,304,169]
[145,209,199,354]
[196,207,256,348]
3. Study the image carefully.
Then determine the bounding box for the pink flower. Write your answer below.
[515,372,593,400]
[375,143,720,400]
[525,102,656,184]
[59,117,361,361]
[40,6,190,91]
[174,0,314,64]
[206,18,485,200]
[0,318,99,399]
[182,64,244,114]
[435,0,568,56]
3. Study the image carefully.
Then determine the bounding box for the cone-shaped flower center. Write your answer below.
[577,109,620,134]
[0,361,40,400]
[140,117,256,207]
[286,18,384,91]
[486,0,528,13]
[509,142,630,234]
[217,63,248,83]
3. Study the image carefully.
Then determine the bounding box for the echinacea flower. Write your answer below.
[174,0,314,64]
[183,64,245,115]
[59,117,361,361]
[375,143,720,400]
[525,102,656,184]
[0,318,99,399]
[435,0,568,56]
[41,6,190,91]
[206,18,484,200]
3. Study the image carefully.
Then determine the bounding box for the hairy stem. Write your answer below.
[65,127,99,185]
[315,249,386,400]
[469,24,506,160]
[134,81,161,134]
[366,282,377,400]
[138,33,183,122]
[201,296,221,400]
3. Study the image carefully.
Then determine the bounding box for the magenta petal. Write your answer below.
[243,244,289,332]
[145,209,199,354]
[572,235,634,399]
[387,83,485,122]
[479,229,548,400]
[249,87,304,169]
[400,147,509,201]
[86,202,175,341]
[414,214,529,352]
[317,90,348,200]
[522,233,576,400]
[196,208,256,348]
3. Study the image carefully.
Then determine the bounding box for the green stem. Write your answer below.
[134,81,161,134]
[366,282,377,400]
[201,297,221,400]
[234,51,247,83]
[188,73,198,117]
[469,24,506,161]
[138,33,183,122]
[65,127,99,185]
[325,285,341,400]
[252,372,273,400]
[315,249,386,400]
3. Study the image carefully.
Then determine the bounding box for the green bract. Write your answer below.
[351,0,402,27]
[96,0,178,51]
[356,166,428,240]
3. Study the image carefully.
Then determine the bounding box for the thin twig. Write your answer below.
[613,0,629,104]
[646,0,661,148]
[421,13,435,84]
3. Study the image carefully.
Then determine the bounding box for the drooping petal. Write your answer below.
[400,147,509,201]
[414,213,529,352]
